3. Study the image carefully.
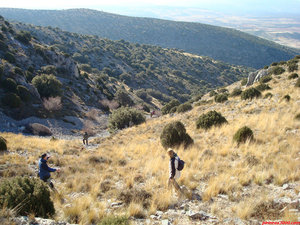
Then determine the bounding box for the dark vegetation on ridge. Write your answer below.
[0,8,299,68]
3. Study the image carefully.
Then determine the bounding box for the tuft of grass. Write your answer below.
[99,215,129,225]
[128,202,145,218]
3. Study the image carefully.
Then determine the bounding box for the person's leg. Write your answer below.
[83,139,85,145]
[170,178,183,196]
[86,139,88,145]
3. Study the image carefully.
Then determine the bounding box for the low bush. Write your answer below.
[2,93,21,108]
[114,89,134,107]
[196,110,227,130]
[161,99,180,115]
[214,94,228,103]
[209,90,217,97]
[256,83,271,92]
[288,63,298,72]
[218,88,228,93]
[0,64,3,79]
[241,88,261,100]
[14,67,23,76]
[230,88,242,97]
[259,75,272,83]
[32,74,62,98]
[108,107,145,131]
[15,31,31,45]
[241,78,248,86]
[295,113,300,121]
[283,95,291,102]
[176,103,192,113]
[264,92,273,99]
[233,126,254,144]
[0,176,55,217]
[271,66,285,75]
[17,85,31,102]
[0,40,8,51]
[0,136,7,151]
[25,123,52,136]
[4,52,15,64]
[3,78,17,92]
[295,78,300,87]
[288,73,298,79]
[160,121,193,149]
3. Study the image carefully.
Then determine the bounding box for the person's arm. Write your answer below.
[41,162,56,172]
[169,158,176,179]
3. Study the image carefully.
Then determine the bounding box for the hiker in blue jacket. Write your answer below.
[39,153,60,188]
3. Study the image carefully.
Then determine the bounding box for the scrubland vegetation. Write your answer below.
[1,61,299,224]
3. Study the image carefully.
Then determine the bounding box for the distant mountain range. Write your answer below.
[0,8,299,69]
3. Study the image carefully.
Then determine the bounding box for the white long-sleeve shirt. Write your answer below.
[169,156,181,179]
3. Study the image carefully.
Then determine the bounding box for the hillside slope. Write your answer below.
[1,59,299,224]
[0,15,251,126]
[0,8,299,68]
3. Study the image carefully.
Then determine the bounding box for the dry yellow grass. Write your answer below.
[1,63,299,223]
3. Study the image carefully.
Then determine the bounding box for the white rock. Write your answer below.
[156,211,164,216]
[161,219,169,225]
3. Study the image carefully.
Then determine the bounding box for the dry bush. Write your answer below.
[99,99,119,111]
[85,109,100,121]
[117,188,152,208]
[43,96,62,112]
[82,120,96,136]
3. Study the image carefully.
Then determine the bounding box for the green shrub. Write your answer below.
[288,73,298,79]
[99,215,129,225]
[160,121,193,149]
[256,83,271,92]
[4,52,16,64]
[15,31,31,45]
[288,63,298,72]
[0,40,8,51]
[14,67,23,76]
[0,64,3,79]
[114,89,134,107]
[264,92,273,99]
[241,78,248,86]
[17,85,31,102]
[0,136,7,151]
[271,66,285,75]
[295,78,300,88]
[196,110,227,130]
[176,103,192,113]
[32,74,62,98]
[283,95,291,102]
[241,88,261,100]
[161,99,180,115]
[259,75,272,83]
[233,126,254,144]
[295,113,300,120]
[0,176,55,217]
[108,107,145,131]
[3,78,17,92]
[2,93,21,108]
[218,88,228,93]
[214,93,228,103]
[41,65,57,75]
[209,90,217,97]
[25,71,34,82]
[271,62,278,66]
[230,88,242,97]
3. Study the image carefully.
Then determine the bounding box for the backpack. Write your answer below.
[176,157,185,171]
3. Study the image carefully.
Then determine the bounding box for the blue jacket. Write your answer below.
[38,158,56,180]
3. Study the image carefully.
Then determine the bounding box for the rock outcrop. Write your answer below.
[246,67,272,86]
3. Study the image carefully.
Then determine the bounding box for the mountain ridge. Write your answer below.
[0,8,299,69]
